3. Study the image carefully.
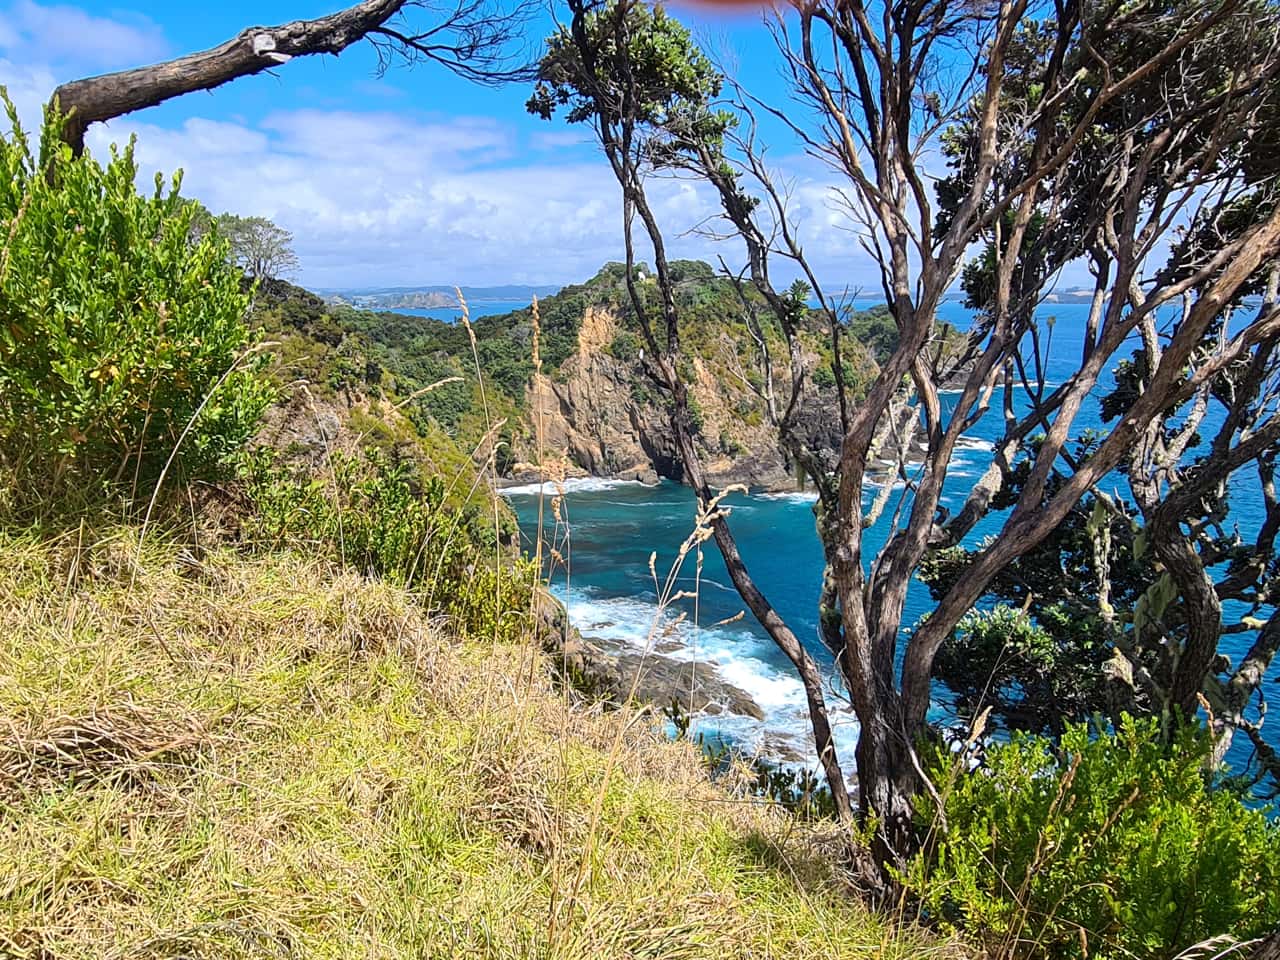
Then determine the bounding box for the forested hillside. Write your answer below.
[251,263,922,489]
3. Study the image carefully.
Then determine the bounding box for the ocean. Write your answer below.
[503,301,1273,780]
[380,299,533,323]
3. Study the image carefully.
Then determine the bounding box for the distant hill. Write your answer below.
[265,261,943,491]
[317,283,561,310]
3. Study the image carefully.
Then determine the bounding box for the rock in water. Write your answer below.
[611,650,766,721]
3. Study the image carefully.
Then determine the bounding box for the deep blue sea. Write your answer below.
[505,301,1273,781]
[384,299,532,323]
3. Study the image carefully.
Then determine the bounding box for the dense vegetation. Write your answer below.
[249,259,887,471]
[4,9,1280,949]
[907,719,1280,958]
[0,102,942,960]
[0,102,272,520]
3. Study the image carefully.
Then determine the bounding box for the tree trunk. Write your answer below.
[669,409,857,824]
[49,0,407,154]
[1150,520,1223,718]
[1249,930,1280,960]
[855,715,920,871]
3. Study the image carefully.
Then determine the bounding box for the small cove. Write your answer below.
[505,301,1276,785]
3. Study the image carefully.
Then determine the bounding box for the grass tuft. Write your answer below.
[0,529,956,959]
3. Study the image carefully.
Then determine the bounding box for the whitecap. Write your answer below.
[551,583,866,769]
[717,657,806,710]
[500,477,656,496]
[755,490,820,504]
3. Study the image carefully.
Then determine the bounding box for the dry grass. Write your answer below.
[0,528,959,960]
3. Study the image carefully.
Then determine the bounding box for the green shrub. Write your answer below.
[935,605,1110,734]
[238,448,536,643]
[903,715,1280,959]
[609,330,641,362]
[718,429,744,456]
[686,395,705,434]
[0,98,271,517]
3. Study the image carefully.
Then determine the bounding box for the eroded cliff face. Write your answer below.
[517,305,799,489]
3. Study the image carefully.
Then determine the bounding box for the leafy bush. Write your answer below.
[0,99,271,517]
[814,356,862,393]
[903,715,1280,959]
[935,605,1110,734]
[686,394,705,434]
[609,331,642,361]
[847,305,898,363]
[238,448,536,643]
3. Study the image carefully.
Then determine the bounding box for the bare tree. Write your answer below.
[215,214,301,281]
[534,0,1280,875]
[529,0,860,823]
[49,0,535,154]
[758,0,1280,865]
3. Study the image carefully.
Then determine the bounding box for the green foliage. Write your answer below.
[811,364,836,390]
[685,394,705,434]
[904,716,1280,959]
[527,0,732,159]
[922,479,1149,733]
[238,448,535,643]
[846,305,898,364]
[812,357,860,392]
[0,98,272,518]
[609,331,642,362]
[934,604,1111,734]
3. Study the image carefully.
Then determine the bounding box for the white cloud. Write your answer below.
[82,106,793,289]
[0,1,884,291]
[0,55,56,125]
[0,0,167,70]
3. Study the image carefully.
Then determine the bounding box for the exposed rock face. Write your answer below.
[519,306,798,489]
[534,591,765,722]
[509,300,942,491]
[523,308,671,484]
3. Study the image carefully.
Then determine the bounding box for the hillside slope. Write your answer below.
[251,264,908,490]
[0,531,952,960]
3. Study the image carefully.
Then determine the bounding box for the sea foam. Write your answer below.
[501,477,655,496]
[553,584,860,768]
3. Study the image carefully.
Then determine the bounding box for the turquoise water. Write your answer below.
[504,302,1273,778]
[384,299,533,323]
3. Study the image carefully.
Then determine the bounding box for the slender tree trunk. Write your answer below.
[667,360,857,823]
[1149,520,1223,717]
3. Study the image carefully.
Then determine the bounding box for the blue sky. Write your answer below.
[0,1,890,290]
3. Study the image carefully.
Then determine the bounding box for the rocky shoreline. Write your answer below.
[534,593,770,725]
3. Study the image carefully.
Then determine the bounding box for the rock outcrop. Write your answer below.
[535,591,765,722]
[517,305,810,490]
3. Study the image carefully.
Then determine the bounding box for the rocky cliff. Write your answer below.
[517,303,807,489]
[254,265,943,493]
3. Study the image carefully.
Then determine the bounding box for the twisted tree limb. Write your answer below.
[48,0,533,154]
